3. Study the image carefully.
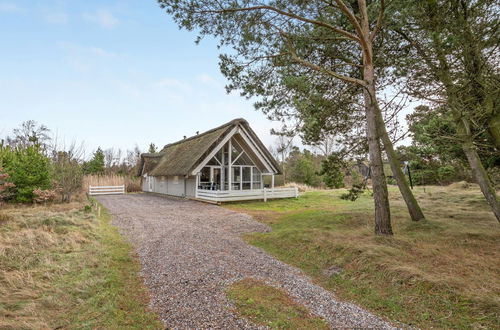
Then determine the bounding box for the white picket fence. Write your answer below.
[88,185,125,196]
[196,187,298,202]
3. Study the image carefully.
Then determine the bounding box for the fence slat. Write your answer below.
[89,185,125,196]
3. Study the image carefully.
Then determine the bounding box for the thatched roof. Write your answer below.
[138,118,281,177]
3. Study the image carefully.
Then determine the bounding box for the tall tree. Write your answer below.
[6,120,51,151]
[159,0,428,233]
[83,147,105,175]
[392,0,500,222]
[148,143,158,153]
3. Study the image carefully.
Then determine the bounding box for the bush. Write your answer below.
[0,167,16,203]
[53,151,83,202]
[340,184,365,201]
[33,188,57,205]
[1,146,52,203]
[318,153,345,189]
[437,165,456,184]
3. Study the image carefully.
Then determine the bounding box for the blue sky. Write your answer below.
[0,0,285,157]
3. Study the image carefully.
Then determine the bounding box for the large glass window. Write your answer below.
[232,166,241,190]
[252,167,261,189]
[200,167,210,182]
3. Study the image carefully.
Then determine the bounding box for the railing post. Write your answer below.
[263,188,267,202]
[294,186,299,198]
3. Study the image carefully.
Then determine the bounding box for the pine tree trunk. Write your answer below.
[359,1,392,235]
[372,99,426,222]
[488,112,500,150]
[364,89,393,235]
[364,73,393,235]
[460,130,500,223]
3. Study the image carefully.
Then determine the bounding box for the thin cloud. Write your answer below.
[83,9,119,29]
[0,2,20,13]
[196,73,222,89]
[89,46,117,58]
[155,78,192,92]
[44,11,68,24]
[58,42,119,73]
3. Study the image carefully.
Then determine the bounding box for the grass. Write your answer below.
[227,278,329,329]
[0,201,162,329]
[225,185,500,329]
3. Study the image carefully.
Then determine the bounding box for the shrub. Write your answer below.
[33,188,57,205]
[1,146,52,203]
[318,153,345,189]
[0,167,16,203]
[340,184,365,201]
[437,165,456,184]
[53,151,83,202]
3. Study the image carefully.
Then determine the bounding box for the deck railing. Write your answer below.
[196,187,298,202]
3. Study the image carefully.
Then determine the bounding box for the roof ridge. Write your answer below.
[161,118,247,150]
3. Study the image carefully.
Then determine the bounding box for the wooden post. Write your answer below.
[250,167,253,190]
[221,145,225,191]
[228,139,232,191]
[195,173,199,198]
[263,188,267,202]
[294,186,299,198]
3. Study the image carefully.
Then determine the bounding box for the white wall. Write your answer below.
[142,175,196,198]
[166,175,185,197]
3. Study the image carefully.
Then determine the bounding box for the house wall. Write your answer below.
[166,175,185,197]
[185,176,197,197]
[142,175,185,197]
[156,176,168,194]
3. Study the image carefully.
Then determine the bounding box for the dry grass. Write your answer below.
[282,182,320,192]
[83,174,142,193]
[226,186,500,329]
[227,278,329,329]
[0,201,161,329]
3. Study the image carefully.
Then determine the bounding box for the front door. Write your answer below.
[148,176,153,192]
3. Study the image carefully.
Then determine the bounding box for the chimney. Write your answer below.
[196,131,199,135]
[183,135,186,139]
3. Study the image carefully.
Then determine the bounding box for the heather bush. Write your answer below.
[33,188,57,205]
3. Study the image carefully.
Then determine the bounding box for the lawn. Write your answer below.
[227,278,329,329]
[0,201,162,329]
[225,185,500,329]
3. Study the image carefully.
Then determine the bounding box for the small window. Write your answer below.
[173,176,179,184]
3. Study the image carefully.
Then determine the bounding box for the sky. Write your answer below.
[0,0,287,158]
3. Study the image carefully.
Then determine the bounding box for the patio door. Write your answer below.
[212,167,221,190]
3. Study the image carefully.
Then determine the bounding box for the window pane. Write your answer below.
[201,167,210,182]
[242,167,251,181]
[232,166,240,182]
[252,167,261,182]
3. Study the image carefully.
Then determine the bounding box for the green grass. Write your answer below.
[227,278,329,329]
[0,201,162,329]
[226,186,500,329]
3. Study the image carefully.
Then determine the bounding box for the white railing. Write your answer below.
[89,185,125,196]
[196,187,298,202]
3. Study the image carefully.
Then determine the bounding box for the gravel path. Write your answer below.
[97,194,395,329]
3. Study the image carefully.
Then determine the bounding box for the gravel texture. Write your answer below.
[97,193,395,329]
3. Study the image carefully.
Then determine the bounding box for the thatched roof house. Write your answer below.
[138,119,294,202]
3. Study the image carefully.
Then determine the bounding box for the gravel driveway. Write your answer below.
[97,194,394,329]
